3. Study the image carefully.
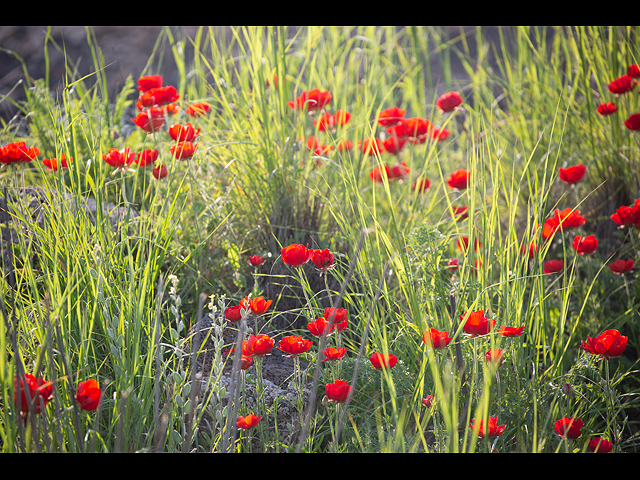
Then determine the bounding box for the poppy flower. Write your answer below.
[457,235,481,252]
[136,86,180,109]
[311,248,335,275]
[448,258,459,271]
[554,208,587,230]
[0,141,40,165]
[14,373,53,415]
[422,328,452,349]
[325,380,353,403]
[370,164,391,182]
[249,255,265,267]
[431,127,450,142]
[377,106,406,126]
[137,74,163,92]
[401,117,432,138]
[170,141,198,160]
[185,102,211,117]
[278,335,313,357]
[359,137,384,156]
[135,149,159,167]
[497,326,525,337]
[628,64,640,78]
[237,414,262,430]
[132,108,165,133]
[281,243,312,267]
[485,349,504,368]
[437,91,463,112]
[337,140,353,152]
[389,161,410,179]
[451,205,470,220]
[624,113,640,131]
[580,329,628,361]
[543,259,564,274]
[324,307,349,332]
[608,74,637,94]
[75,379,102,412]
[288,89,332,112]
[168,122,200,142]
[383,136,408,155]
[369,352,398,370]
[521,242,538,259]
[609,259,634,274]
[314,110,351,132]
[152,164,168,180]
[225,305,243,322]
[103,147,135,171]
[447,168,471,189]
[554,417,583,439]
[412,177,431,192]
[307,317,334,337]
[588,437,613,453]
[610,204,640,227]
[242,334,275,357]
[469,417,506,439]
[322,347,347,362]
[250,296,273,315]
[42,153,72,171]
[572,234,598,256]
[422,395,435,408]
[461,310,495,338]
[597,102,618,116]
[558,164,586,184]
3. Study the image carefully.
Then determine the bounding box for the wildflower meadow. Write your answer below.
[1,26,639,453]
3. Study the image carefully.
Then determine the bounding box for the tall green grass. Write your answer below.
[1,26,639,452]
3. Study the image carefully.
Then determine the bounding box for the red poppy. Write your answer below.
[377,106,406,126]
[249,255,265,267]
[42,153,72,171]
[580,329,628,361]
[14,373,53,415]
[137,86,180,110]
[247,296,272,315]
[185,102,211,117]
[431,127,450,142]
[103,147,135,171]
[448,258,459,271]
[359,137,384,156]
[422,395,435,408]
[610,204,640,227]
[337,140,353,152]
[521,242,538,259]
[307,317,334,337]
[168,122,200,142]
[461,310,495,338]
[609,259,634,274]
[624,113,640,131]
[0,141,40,165]
[322,347,347,362]
[496,326,525,337]
[281,243,312,267]
[239,355,253,370]
[422,328,452,349]
[543,259,564,274]
[383,136,408,155]
[554,208,587,230]
[485,349,504,368]
[242,334,275,357]
[170,141,198,160]
[572,234,598,256]
[369,352,398,370]
[278,335,313,357]
[457,235,481,252]
[412,177,431,192]
[237,414,262,430]
[588,437,613,453]
[75,379,102,412]
[225,305,243,322]
[401,117,432,138]
[152,164,168,180]
[558,164,586,184]
[325,380,353,403]
[389,160,410,179]
[370,164,391,182]
[447,168,471,189]
[311,248,335,275]
[324,307,349,331]
[554,417,583,439]
[469,417,506,439]
[437,91,463,112]
[288,89,332,112]
[597,102,618,116]
[608,74,637,94]
[137,74,163,92]
[628,64,640,78]
[135,149,159,167]
[314,110,351,132]
[132,108,165,133]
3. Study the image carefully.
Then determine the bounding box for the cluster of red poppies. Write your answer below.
[13,373,101,420]
[598,63,640,131]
